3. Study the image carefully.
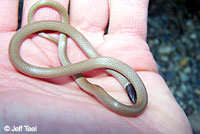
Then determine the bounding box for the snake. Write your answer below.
[8,0,148,116]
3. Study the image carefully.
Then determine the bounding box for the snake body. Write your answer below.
[9,0,148,116]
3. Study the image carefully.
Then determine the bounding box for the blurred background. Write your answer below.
[18,0,200,133]
[147,0,200,133]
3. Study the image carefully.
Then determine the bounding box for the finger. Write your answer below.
[70,0,109,47]
[21,0,69,26]
[108,0,149,39]
[0,0,18,32]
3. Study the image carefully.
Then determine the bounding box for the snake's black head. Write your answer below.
[126,84,137,104]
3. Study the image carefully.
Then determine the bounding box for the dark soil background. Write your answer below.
[148,0,200,133]
[18,0,200,133]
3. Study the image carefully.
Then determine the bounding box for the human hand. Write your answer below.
[0,0,192,133]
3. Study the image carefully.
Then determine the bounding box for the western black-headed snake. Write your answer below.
[9,0,148,116]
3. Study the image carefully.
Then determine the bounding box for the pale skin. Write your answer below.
[0,0,192,133]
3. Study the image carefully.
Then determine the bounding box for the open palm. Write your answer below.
[0,0,192,133]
